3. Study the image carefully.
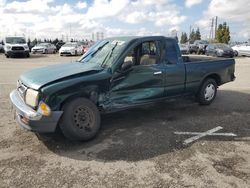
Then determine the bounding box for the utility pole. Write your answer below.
[214,16,218,40]
[188,25,192,48]
[209,18,214,41]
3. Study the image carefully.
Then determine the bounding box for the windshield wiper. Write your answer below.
[100,42,118,68]
[78,41,109,62]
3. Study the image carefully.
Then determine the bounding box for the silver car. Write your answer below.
[32,43,57,54]
[232,44,250,56]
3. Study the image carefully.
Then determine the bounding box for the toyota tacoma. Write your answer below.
[10,36,235,141]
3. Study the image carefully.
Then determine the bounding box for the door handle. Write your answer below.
[154,71,162,75]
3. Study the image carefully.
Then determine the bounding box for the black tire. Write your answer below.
[44,49,48,54]
[26,53,30,58]
[197,78,217,105]
[59,98,101,141]
[75,50,77,56]
[5,54,9,58]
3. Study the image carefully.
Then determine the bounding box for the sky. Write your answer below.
[0,0,249,41]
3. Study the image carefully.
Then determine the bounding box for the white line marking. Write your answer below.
[174,126,237,145]
[174,132,237,136]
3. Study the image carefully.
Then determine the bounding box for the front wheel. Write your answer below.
[59,98,101,141]
[197,79,217,105]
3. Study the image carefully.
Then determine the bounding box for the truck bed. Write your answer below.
[182,55,235,94]
[182,55,232,63]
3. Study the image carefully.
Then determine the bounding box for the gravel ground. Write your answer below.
[0,53,249,188]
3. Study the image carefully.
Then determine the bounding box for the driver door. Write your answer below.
[109,40,166,108]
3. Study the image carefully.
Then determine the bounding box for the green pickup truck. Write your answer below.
[10,36,235,141]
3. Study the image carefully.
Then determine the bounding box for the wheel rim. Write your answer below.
[204,84,215,101]
[73,106,94,132]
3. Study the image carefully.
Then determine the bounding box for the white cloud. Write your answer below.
[124,11,148,24]
[119,0,186,27]
[0,0,6,7]
[197,0,250,40]
[86,0,130,19]
[75,1,87,9]
[0,0,187,40]
[4,0,54,14]
[185,0,203,8]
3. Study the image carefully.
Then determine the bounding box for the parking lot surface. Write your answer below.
[0,54,249,187]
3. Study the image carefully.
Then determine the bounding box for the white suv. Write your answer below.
[4,37,30,58]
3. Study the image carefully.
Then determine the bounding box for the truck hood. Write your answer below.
[6,43,27,46]
[20,62,103,90]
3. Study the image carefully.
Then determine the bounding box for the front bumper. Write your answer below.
[32,49,45,54]
[60,51,74,55]
[6,50,29,56]
[10,90,63,133]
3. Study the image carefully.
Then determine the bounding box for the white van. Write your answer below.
[4,36,30,58]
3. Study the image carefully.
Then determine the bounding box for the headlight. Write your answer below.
[24,45,29,50]
[217,49,224,53]
[6,45,11,50]
[25,89,39,107]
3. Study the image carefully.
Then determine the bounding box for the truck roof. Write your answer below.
[105,36,175,42]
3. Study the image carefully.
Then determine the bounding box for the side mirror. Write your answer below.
[121,60,133,72]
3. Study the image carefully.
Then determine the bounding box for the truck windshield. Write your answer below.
[6,37,26,44]
[77,40,126,67]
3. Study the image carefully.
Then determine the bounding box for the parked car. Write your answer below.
[193,40,209,54]
[32,43,57,54]
[179,44,189,54]
[4,36,30,58]
[206,43,234,58]
[232,44,250,56]
[189,43,199,54]
[59,42,82,56]
[10,36,235,141]
[77,41,89,54]
[56,41,65,51]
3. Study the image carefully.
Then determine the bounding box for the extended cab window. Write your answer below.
[165,40,179,64]
[123,40,161,68]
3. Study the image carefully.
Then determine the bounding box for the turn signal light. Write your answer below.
[38,101,51,116]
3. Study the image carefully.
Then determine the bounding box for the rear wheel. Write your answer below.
[197,78,217,105]
[59,98,101,141]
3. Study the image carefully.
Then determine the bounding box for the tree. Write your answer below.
[180,32,188,44]
[52,38,59,45]
[27,38,31,47]
[195,28,201,40]
[215,22,230,44]
[32,38,37,45]
[189,28,201,43]
[189,29,196,43]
